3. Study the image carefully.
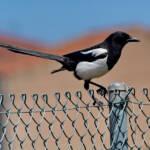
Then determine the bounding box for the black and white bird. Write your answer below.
[0,31,139,95]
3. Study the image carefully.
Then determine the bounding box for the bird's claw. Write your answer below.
[93,99,103,106]
[96,87,107,96]
[91,95,103,106]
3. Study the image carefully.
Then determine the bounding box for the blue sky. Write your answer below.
[0,0,149,44]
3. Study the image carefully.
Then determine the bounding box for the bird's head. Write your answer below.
[105,31,140,50]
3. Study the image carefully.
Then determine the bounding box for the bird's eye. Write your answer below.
[114,35,128,44]
[115,37,123,43]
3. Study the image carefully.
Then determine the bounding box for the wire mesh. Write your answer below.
[0,87,149,150]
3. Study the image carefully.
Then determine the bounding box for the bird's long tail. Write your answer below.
[0,43,65,63]
[0,43,70,73]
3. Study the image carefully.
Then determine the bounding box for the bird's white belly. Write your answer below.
[75,58,108,80]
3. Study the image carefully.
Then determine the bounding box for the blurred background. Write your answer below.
[0,0,150,93]
[0,1,150,149]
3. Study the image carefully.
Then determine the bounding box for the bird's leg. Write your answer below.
[84,80,90,90]
[88,81,107,96]
[84,80,97,105]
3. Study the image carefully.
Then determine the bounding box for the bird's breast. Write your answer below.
[75,57,109,80]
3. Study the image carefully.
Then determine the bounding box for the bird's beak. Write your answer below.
[127,37,140,42]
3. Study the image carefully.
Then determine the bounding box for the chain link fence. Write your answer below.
[0,83,150,150]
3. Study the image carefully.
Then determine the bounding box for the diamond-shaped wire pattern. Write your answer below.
[0,87,149,150]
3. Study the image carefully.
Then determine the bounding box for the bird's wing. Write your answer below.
[0,43,65,63]
[64,48,108,62]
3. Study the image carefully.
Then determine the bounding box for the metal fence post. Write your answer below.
[108,82,128,150]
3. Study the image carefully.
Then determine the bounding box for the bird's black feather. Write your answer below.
[64,47,107,62]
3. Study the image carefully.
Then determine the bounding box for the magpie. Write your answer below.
[0,31,139,95]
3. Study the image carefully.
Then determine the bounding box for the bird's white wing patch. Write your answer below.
[81,48,108,57]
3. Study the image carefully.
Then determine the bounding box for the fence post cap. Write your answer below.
[108,82,127,91]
